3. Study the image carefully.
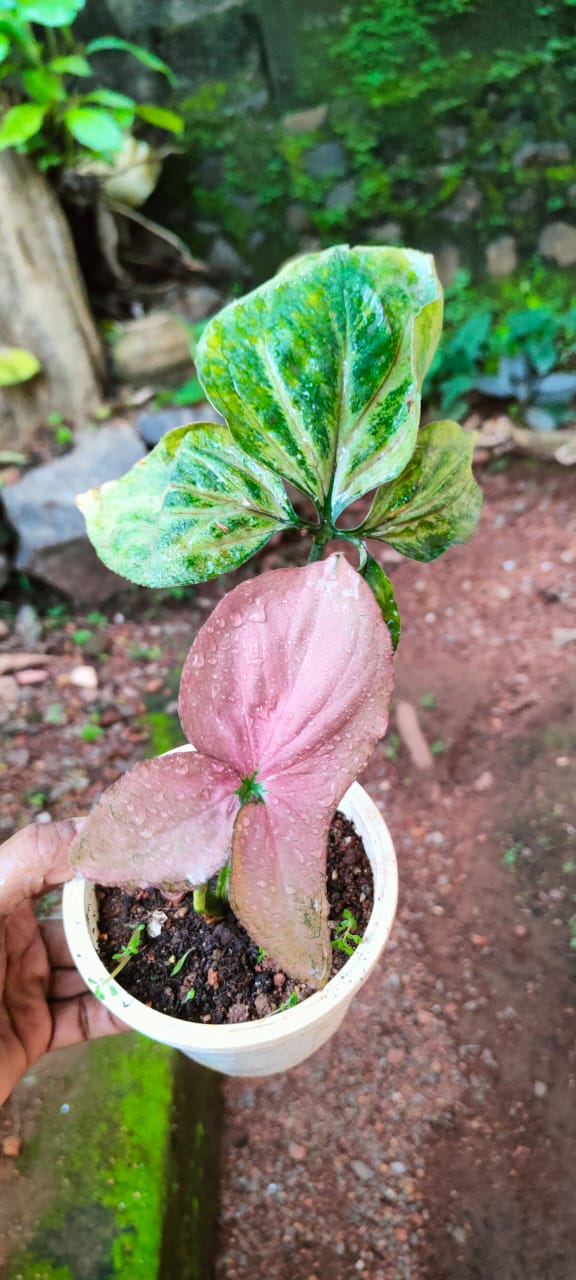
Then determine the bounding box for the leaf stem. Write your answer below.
[307,527,333,563]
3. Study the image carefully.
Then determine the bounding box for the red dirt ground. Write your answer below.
[213,460,576,1280]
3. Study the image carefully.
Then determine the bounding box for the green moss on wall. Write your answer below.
[149,0,575,281]
[5,1038,173,1280]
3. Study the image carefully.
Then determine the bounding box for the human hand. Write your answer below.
[0,819,125,1106]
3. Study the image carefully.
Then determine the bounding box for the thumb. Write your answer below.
[0,818,86,915]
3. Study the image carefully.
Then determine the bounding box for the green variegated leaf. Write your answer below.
[195,244,443,520]
[357,420,482,562]
[361,555,400,650]
[77,423,298,587]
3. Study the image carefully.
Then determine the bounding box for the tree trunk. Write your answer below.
[0,152,104,449]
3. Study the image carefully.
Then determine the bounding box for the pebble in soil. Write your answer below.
[97,812,373,1024]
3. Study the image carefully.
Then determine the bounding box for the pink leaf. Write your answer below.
[180,554,394,983]
[231,777,332,986]
[179,554,393,781]
[70,750,240,888]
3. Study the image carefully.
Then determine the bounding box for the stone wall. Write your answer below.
[81,0,576,284]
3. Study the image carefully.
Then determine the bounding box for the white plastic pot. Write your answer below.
[63,780,398,1078]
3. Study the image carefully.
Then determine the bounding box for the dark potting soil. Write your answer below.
[96,811,373,1025]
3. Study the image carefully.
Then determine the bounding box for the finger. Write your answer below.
[49,968,87,1000]
[0,819,86,915]
[49,993,127,1052]
[40,918,74,969]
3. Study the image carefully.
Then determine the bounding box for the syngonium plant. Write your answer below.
[71,245,482,986]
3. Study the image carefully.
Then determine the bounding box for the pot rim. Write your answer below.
[63,778,398,1051]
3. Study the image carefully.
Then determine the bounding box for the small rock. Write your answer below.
[282,104,328,133]
[387,1046,405,1066]
[481,1048,498,1069]
[513,140,570,168]
[0,653,50,676]
[68,665,98,690]
[525,407,557,433]
[434,245,461,287]
[513,924,528,939]
[15,603,41,648]
[181,284,222,323]
[390,1161,406,1175]
[15,668,49,686]
[533,1080,548,1098]
[146,910,167,939]
[437,125,468,159]
[325,179,356,211]
[534,371,576,405]
[208,237,250,278]
[112,311,193,381]
[486,235,517,277]
[305,141,347,180]
[473,770,494,792]
[470,933,490,948]
[539,221,576,267]
[369,221,403,245]
[441,178,481,224]
[255,993,272,1018]
[2,1135,22,1157]
[273,972,285,989]
[226,1002,249,1024]
[2,425,145,602]
[552,628,576,648]
[137,403,223,448]
[288,1141,307,1160]
[0,675,18,705]
[285,202,311,233]
[351,1159,375,1181]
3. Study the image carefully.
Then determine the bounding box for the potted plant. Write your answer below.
[63,244,482,1076]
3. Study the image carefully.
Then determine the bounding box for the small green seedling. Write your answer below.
[419,692,437,709]
[256,946,268,964]
[182,987,196,1003]
[26,791,46,809]
[46,702,67,725]
[128,643,162,661]
[73,628,92,646]
[80,711,104,742]
[90,923,144,1001]
[171,948,192,977]
[384,732,400,761]
[503,842,522,869]
[277,991,300,1013]
[332,908,362,957]
[112,923,145,966]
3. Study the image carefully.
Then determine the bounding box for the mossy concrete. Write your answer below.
[1,1037,221,1280]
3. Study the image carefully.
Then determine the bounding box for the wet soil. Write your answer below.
[97,812,373,1023]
